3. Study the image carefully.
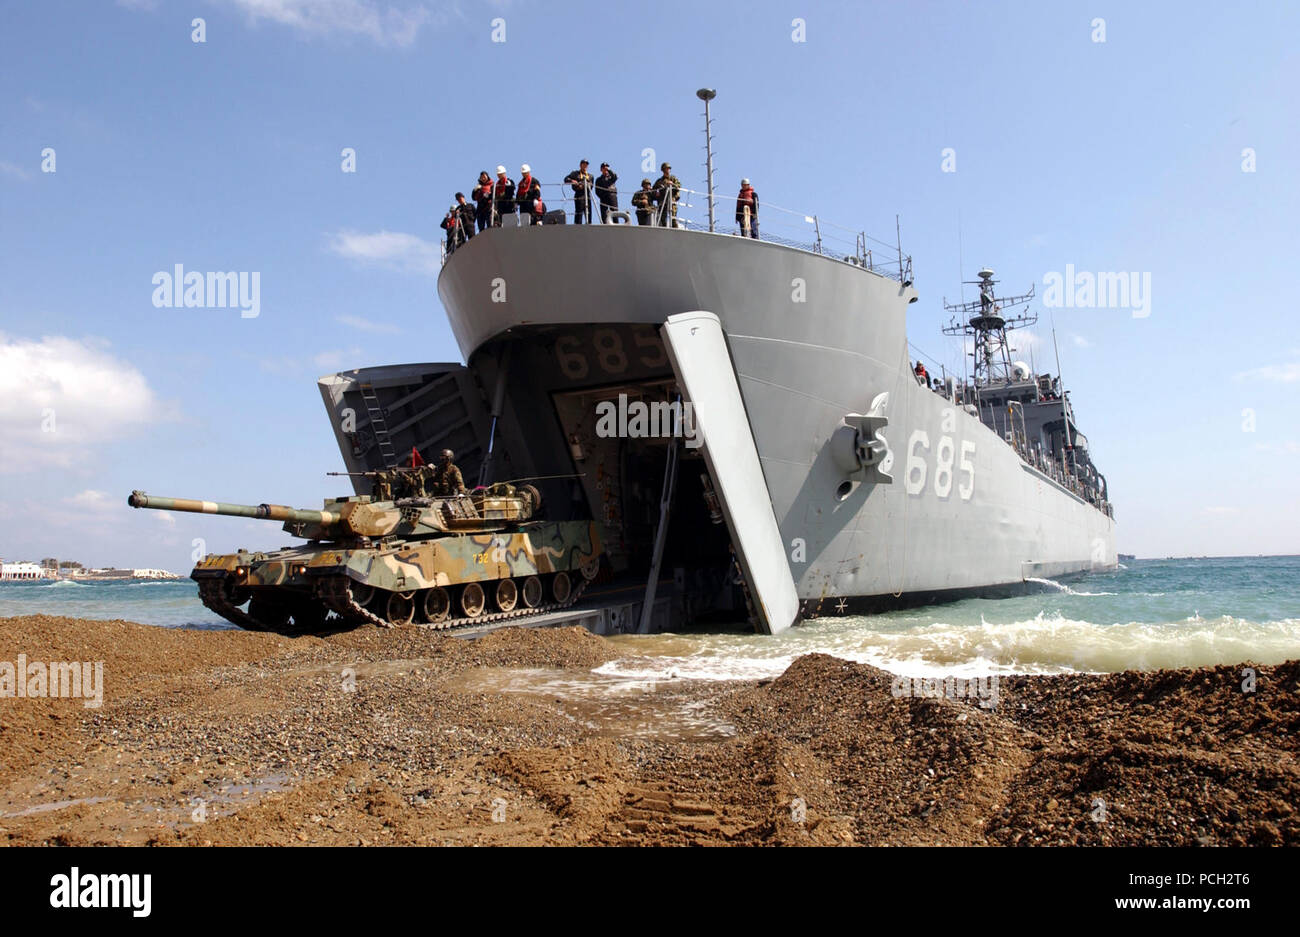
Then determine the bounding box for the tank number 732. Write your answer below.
[903,431,975,500]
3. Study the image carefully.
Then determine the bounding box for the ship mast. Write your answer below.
[942,268,1036,385]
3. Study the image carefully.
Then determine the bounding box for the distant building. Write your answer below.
[0,560,49,581]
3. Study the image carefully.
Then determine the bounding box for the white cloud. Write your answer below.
[1070,333,1091,349]
[328,229,441,275]
[116,0,160,10]
[1201,506,1238,516]
[313,348,364,370]
[1254,441,1300,454]
[335,313,401,335]
[0,333,170,473]
[219,0,444,47]
[0,161,31,181]
[257,346,364,375]
[1234,361,1300,383]
[67,490,115,512]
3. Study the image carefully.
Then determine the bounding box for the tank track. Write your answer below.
[313,573,590,632]
[197,579,268,631]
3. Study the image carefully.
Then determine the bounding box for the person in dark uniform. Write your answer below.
[427,449,466,496]
[471,171,494,231]
[735,178,759,238]
[651,162,681,228]
[632,179,654,225]
[454,192,476,240]
[515,164,542,226]
[491,165,515,227]
[564,159,594,224]
[595,162,618,222]
[440,194,474,254]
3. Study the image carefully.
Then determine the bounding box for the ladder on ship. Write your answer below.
[359,383,398,468]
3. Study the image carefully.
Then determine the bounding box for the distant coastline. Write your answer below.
[0,564,180,583]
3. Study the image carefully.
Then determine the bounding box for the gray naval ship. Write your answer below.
[317,188,1116,636]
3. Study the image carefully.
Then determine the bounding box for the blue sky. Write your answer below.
[1,0,1297,569]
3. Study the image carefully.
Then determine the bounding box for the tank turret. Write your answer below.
[128,482,541,540]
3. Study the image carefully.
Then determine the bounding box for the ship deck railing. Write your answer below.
[441,182,912,282]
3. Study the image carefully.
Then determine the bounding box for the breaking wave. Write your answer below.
[599,613,1300,681]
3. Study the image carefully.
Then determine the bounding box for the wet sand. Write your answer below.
[0,614,1295,846]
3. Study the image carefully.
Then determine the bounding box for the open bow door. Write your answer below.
[661,311,800,635]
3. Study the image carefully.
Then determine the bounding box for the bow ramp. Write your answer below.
[661,311,800,635]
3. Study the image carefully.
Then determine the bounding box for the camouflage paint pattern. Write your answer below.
[131,487,599,598]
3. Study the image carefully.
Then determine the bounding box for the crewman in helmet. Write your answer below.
[428,448,467,496]
[491,165,515,226]
[632,179,654,226]
[516,164,542,225]
[651,162,681,228]
[735,177,759,238]
[914,360,929,385]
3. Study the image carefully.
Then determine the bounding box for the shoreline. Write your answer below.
[0,614,1295,846]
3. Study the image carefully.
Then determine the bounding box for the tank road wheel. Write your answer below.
[384,590,415,626]
[349,582,375,607]
[551,571,572,605]
[521,576,543,609]
[580,556,601,582]
[248,597,291,629]
[460,582,487,618]
[423,587,451,624]
[494,578,518,613]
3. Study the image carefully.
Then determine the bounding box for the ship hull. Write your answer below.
[326,224,1116,632]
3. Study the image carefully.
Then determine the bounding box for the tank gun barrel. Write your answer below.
[127,491,339,526]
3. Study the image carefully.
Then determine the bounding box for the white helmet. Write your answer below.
[521,163,531,174]
[496,165,507,175]
[741,178,750,185]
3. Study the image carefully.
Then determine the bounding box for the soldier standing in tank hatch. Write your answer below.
[564,159,594,224]
[652,162,681,228]
[429,449,466,496]
[371,469,395,501]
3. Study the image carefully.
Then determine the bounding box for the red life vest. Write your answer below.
[518,174,534,198]
[738,185,755,208]
[494,177,511,198]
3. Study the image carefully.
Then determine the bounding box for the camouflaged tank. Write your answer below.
[127,484,602,634]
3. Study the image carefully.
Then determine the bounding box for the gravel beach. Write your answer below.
[1,614,1295,846]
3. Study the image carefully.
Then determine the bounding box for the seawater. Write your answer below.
[0,578,229,630]
[2,556,1297,676]
[598,556,1300,679]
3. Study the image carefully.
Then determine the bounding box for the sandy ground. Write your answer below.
[0,614,1296,846]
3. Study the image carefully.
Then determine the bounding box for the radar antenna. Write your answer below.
[942,268,1037,385]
